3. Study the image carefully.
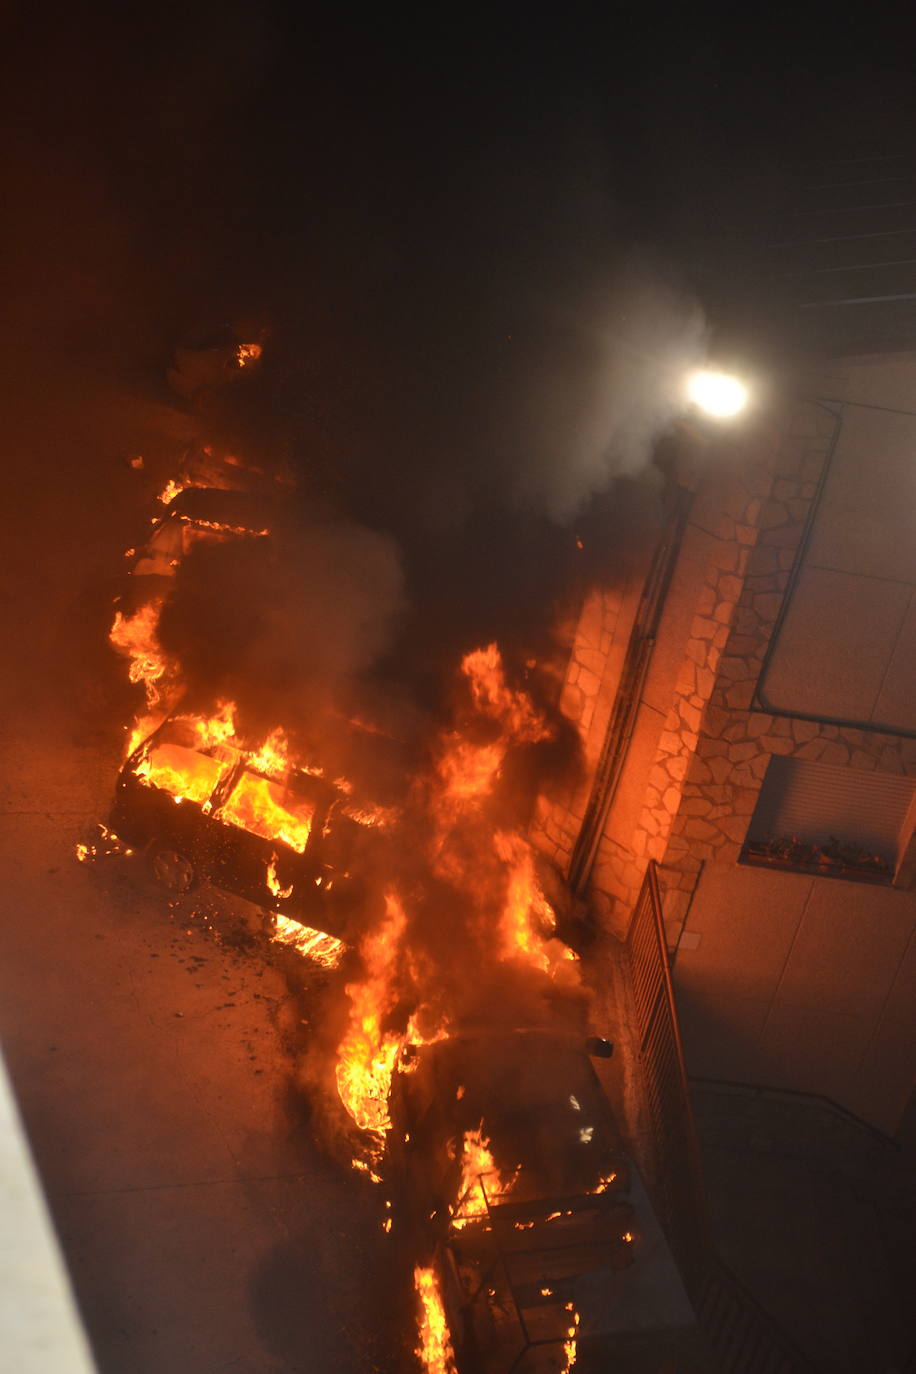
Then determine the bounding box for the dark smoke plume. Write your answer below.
[156,507,405,738]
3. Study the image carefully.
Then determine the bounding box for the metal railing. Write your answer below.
[625,862,818,1374]
[689,1076,901,1152]
[695,1258,818,1374]
[626,861,708,1290]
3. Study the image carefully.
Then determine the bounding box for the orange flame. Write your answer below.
[134,740,229,805]
[462,643,549,743]
[435,644,549,811]
[563,1301,580,1369]
[236,342,262,367]
[413,1267,456,1374]
[340,800,398,829]
[270,914,345,969]
[428,644,569,985]
[350,1158,383,1184]
[266,853,294,900]
[335,892,408,1139]
[450,1123,516,1230]
[494,830,554,972]
[157,477,187,505]
[124,703,353,865]
[215,772,314,852]
[109,599,174,710]
[591,1170,618,1194]
[175,514,269,537]
[248,727,291,778]
[437,738,505,805]
[186,700,237,749]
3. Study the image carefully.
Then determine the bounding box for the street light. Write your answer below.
[685,368,749,419]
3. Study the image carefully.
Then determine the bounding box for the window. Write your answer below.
[741,756,916,885]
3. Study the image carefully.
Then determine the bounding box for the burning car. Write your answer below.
[125,486,275,597]
[387,1030,694,1373]
[108,711,390,938]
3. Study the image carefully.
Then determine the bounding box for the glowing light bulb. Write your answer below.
[686,369,748,418]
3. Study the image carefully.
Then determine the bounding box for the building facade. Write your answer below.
[535,352,916,1137]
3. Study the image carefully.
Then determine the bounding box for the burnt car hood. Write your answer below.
[393,1029,626,1207]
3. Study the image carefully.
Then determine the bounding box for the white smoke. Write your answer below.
[498,261,709,519]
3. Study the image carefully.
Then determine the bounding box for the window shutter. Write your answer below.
[748,757,916,864]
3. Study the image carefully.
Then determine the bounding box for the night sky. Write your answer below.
[6,9,915,349]
[4,5,916,709]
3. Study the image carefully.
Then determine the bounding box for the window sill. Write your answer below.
[738,852,893,887]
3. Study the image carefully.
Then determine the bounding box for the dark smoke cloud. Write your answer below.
[495,264,708,519]
[156,508,405,736]
[204,110,710,697]
[0,7,707,733]
[262,120,709,535]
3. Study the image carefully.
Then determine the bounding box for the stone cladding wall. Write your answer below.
[529,586,626,871]
[588,448,772,928]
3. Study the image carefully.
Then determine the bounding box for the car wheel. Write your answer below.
[149,844,196,893]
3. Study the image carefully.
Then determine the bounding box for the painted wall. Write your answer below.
[759,396,916,732]
[673,862,914,1133]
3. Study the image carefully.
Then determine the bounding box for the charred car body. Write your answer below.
[123,485,277,605]
[388,1029,695,1373]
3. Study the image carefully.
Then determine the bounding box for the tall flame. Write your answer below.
[334,645,570,1154]
[462,643,549,744]
[109,599,183,754]
[435,643,548,812]
[413,1266,456,1374]
[109,599,174,710]
[494,830,553,972]
[335,891,408,1139]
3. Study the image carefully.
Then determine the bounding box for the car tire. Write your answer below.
[148,843,197,893]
